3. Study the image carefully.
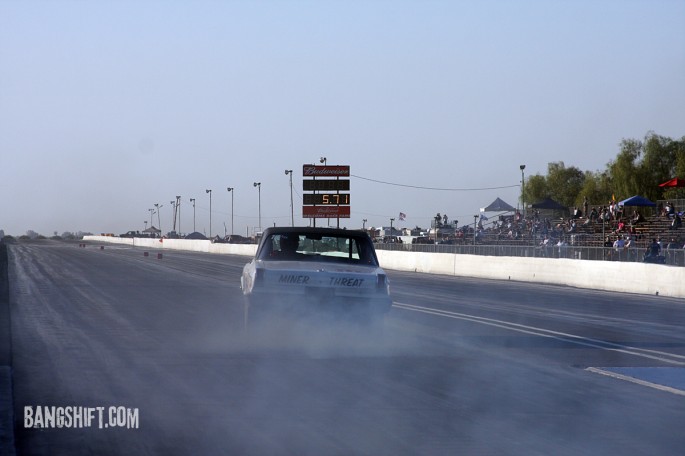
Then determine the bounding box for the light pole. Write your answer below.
[473,214,478,246]
[284,170,294,226]
[319,158,328,226]
[176,196,181,235]
[390,218,395,238]
[189,198,196,232]
[253,182,261,232]
[154,203,162,235]
[148,208,154,228]
[206,189,212,238]
[170,200,176,233]
[227,187,234,235]
[363,219,367,230]
[520,165,526,219]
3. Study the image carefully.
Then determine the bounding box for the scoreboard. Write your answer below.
[302,193,350,205]
[302,164,350,219]
[302,180,350,191]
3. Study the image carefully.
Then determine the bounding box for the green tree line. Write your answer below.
[523,132,685,210]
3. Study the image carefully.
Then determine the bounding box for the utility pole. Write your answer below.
[189,198,196,232]
[154,203,162,235]
[284,170,294,226]
[520,165,526,219]
[176,195,181,234]
[253,182,261,233]
[227,187,234,235]
[206,189,212,238]
[170,200,176,232]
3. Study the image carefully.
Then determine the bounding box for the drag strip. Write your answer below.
[393,301,685,367]
[7,240,685,455]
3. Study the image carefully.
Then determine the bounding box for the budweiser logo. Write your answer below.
[314,206,340,213]
[302,165,350,177]
[302,205,351,218]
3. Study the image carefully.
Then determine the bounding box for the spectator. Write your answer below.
[583,196,589,219]
[603,235,614,260]
[670,213,682,230]
[644,238,661,261]
[589,207,599,223]
[665,202,675,218]
[539,236,552,257]
[613,235,625,259]
[556,238,568,257]
[666,238,679,250]
[573,207,582,219]
[631,210,645,225]
[625,235,636,260]
[609,201,616,220]
[568,220,577,233]
[615,204,623,221]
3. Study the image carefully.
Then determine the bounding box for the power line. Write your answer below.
[351,174,519,191]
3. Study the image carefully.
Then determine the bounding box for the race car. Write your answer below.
[240,227,392,326]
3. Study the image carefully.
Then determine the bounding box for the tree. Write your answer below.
[545,162,585,208]
[607,138,642,200]
[524,174,548,206]
[524,162,585,209]
[523,133,684,212]
[607,133,685,202]
[655,134,685,200]
[579,170,612,207]
[641,133,681,201]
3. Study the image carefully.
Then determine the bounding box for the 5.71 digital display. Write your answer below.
[302,193,351,205]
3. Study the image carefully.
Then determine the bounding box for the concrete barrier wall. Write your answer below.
[375,250,685,298]
[83,236,685,298]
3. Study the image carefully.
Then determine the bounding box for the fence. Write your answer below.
[374,242,685,267]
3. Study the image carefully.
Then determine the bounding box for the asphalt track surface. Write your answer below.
[5,240,685,455]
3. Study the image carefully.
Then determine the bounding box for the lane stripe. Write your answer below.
[392,301,685,366]
[585,367,685,396]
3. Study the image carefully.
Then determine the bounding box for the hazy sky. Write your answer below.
[1,0,684,237]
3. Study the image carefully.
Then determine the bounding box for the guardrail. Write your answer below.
[374,243,685,267]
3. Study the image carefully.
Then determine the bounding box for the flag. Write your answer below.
[399,212,406,221]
